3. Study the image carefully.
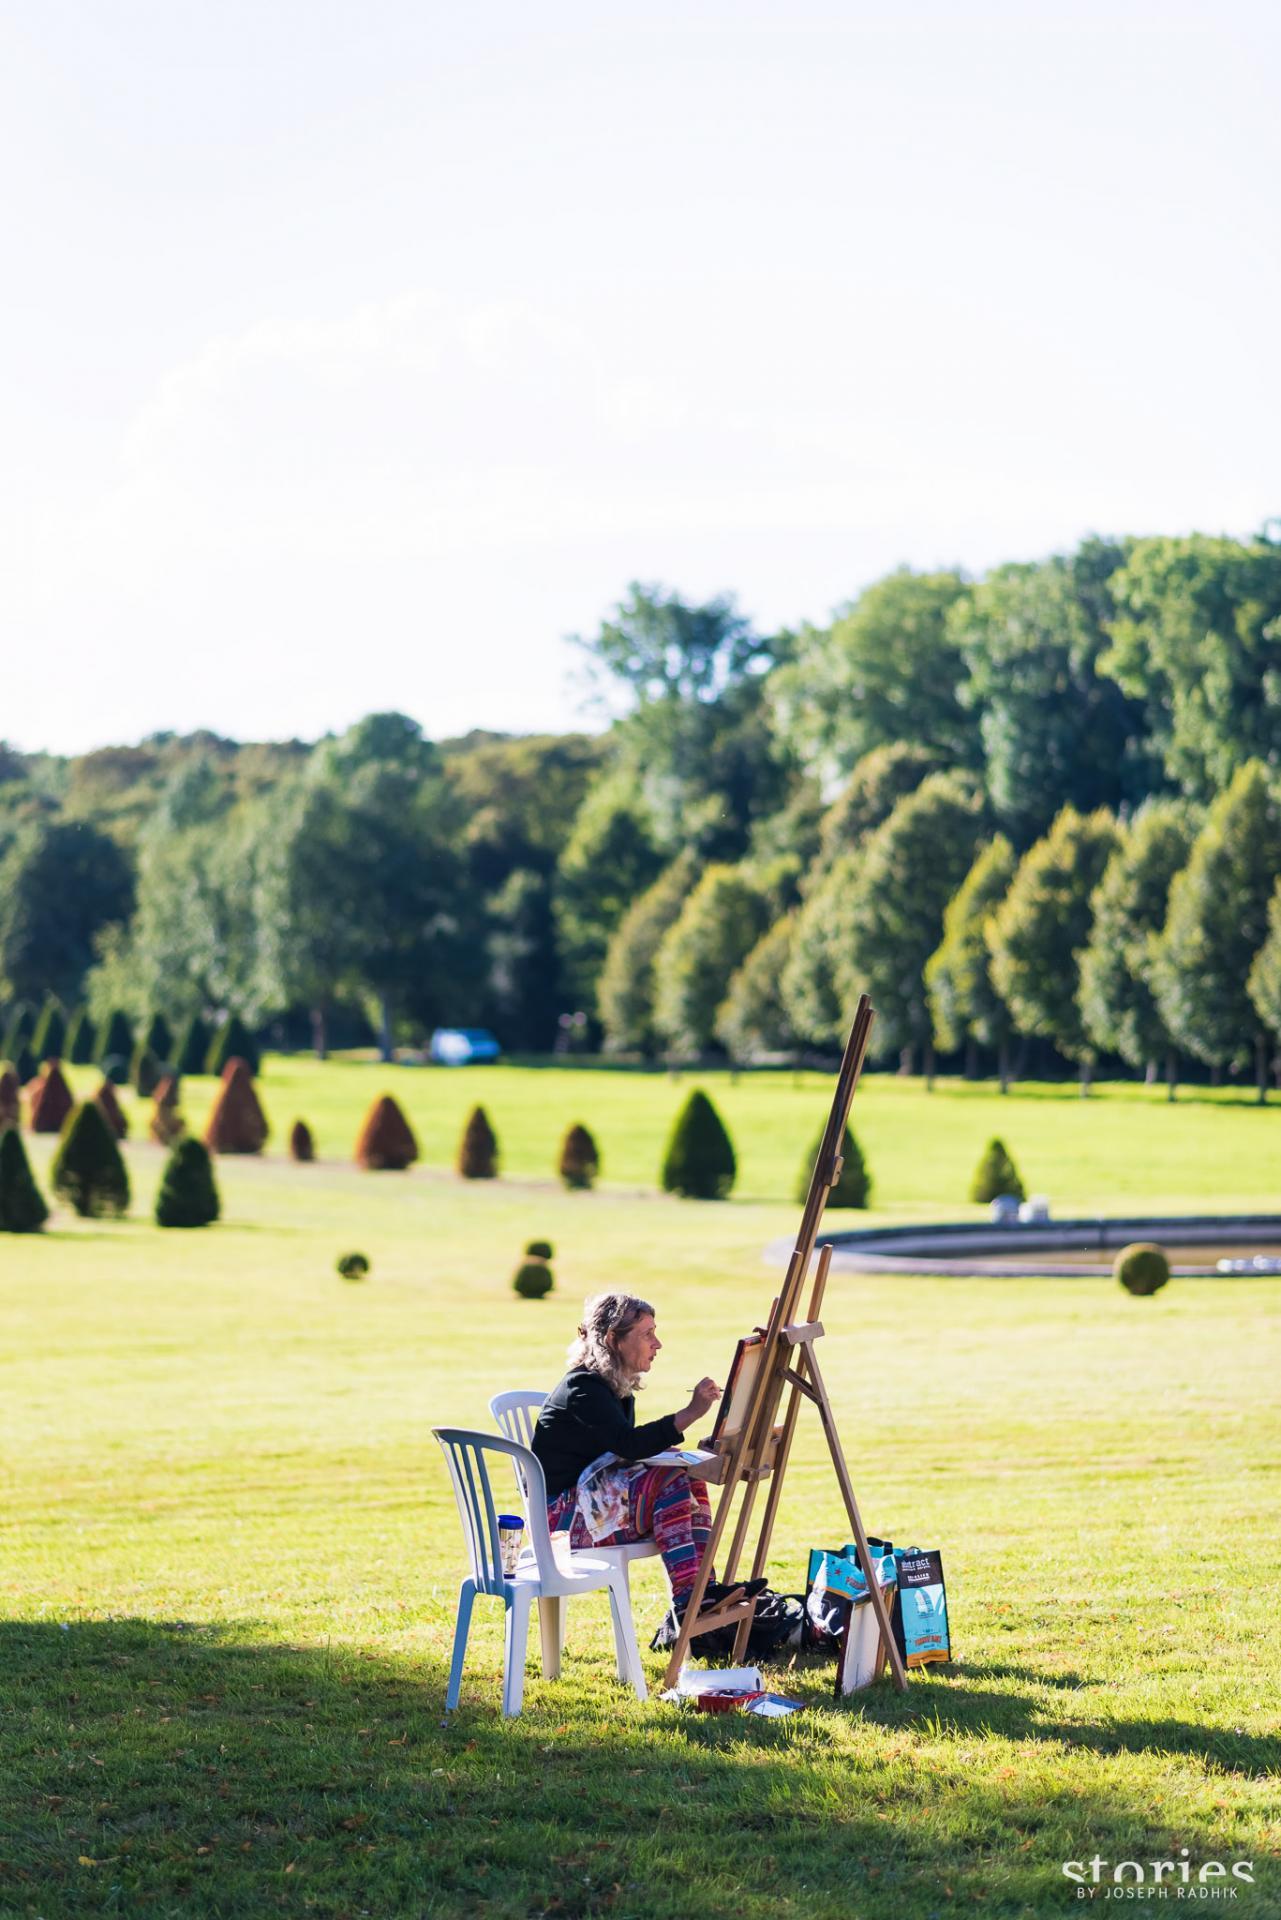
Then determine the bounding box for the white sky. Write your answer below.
[2,1,1278,756]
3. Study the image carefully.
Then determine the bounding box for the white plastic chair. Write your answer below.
[488,1389,662,1611]
[433,1427,647,1717]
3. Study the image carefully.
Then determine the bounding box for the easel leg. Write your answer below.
[804,1344,908,1692]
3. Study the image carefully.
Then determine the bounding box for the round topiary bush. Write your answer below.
[0,1125,49,1232]
[558,1122,600,1191]
[51,1102,130,1219]
[525,1239,554,1259]
[94,1078,129,1140]
[970,1137,1026,1204]
[28,1061,73,1134]
[513,1259,554,1299]
[1115,1242,1170,1296]
[794,1122,871,1208]
[354,1095,418,1171]
[289,1119,315,1164]
[155,1137,221,1228]
[660,1089,736,1200]
[337,1251,370,1281]
[204,1059,269,1155]
[457,1105,499,1179]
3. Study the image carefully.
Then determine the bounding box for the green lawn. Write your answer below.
[1,1062,1278,1917]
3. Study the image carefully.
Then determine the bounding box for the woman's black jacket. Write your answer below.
[531,1367,681,1500]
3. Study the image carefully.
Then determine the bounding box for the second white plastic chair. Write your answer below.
[488,1389,662,1641]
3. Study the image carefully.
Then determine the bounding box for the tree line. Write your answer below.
[2,525,1281,1089]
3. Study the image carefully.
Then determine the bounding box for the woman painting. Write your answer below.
[532,1292,752,1630]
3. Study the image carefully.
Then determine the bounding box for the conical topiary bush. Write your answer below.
[130,1041,161,1097]
[13,1041,37,1086]
[0,1126,49,1232]
[31,1000,66,1063]
[65,1007,96,1066]
[155,1137,221,1228]
[150,1075,184,1146]
[558,1123,600,1191]
[63,1006,94,1067]
[28,1061,74,1134]
[456,1105,498,1179]
[970,1137,1025,1204]
[95,1078,129,1140]
[205,1015,260,1078]
[660,1089,736,1200]
[794,1122,871,1208]
[143,1012,174,1068]
[95,1010,134,1082]
[289,1120,315,1164]
[175,1014,212,1077]
[51,1102,130,1218]
[2,1006,33,1062]
[0,1064,20,1129]
[204,1059,269,1154]
[354,1095,418,1171]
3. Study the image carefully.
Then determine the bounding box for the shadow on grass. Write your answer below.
[0,1621,1272,1920]
[846,1659,1280,1778]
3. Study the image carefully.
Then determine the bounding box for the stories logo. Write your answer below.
[1063,1850,1255,1900]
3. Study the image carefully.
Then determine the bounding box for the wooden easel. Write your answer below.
[662,994,909,1692]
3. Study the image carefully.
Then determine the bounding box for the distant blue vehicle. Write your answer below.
[430,1027,502,1066]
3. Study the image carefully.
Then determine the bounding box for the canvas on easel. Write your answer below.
[709,1334,766,1446]
[659,992,909,1695]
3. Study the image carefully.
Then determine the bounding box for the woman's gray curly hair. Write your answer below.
[568,1291,655,1397]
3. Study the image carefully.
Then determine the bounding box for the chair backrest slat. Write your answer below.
[489,1390,548,1515]
[433,1427,554,1591]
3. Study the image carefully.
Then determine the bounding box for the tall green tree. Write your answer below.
[1102,531,1281,800]
[596,853,699,1056]
[553,774,664,1009]
[255,715,466,1057]
[925,835,1019,1086]
[483,868,561,1051]
[1152,762,1281,1099]
[987,807,1120,1090]
[84,760,263,1027]
[834,772,987,1073]
[573,584,794,859]
[952,538,1153,844]
[0,819,134,1006]
[715,913,800,1062]
[1247,884,1281,1075]
[813,742,940,877]
[1078,800,1199,1093]
[779,853,859,1048]
[652,866,769,1055]
[771,570,977,784]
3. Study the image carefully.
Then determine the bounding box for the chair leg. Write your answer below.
[538,1596,565,1680]
[446,1579,476,1711]
[503,1587,532,1718]
[611,1559,633,1681]
[607,1573,648,1702]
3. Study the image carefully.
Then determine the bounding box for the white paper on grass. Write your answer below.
[675,1665,763,1695]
